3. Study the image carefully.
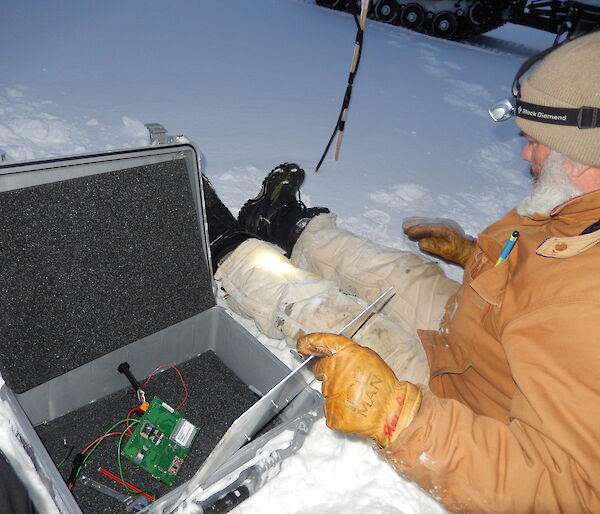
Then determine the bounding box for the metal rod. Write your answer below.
[315,0,370,172]
[334,0,370,161]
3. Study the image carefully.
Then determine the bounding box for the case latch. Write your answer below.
[145,123,191,146]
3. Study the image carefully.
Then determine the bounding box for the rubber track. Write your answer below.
[315,0,508,40]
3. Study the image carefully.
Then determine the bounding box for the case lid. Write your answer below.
[0,144,216,393]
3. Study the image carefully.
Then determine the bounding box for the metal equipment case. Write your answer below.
[0,141,321,513]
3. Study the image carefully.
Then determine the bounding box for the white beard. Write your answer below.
[517,150,583,217]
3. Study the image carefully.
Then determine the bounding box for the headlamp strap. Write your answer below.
[516,100,600,129]
[512,43,564,97]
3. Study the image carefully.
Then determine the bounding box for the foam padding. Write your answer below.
[36,351,259,513]
[0,159,215,392]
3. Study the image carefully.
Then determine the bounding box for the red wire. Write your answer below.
[125,408,143,436]
[81,432,130,455]
[142,364,188,410]
[97,467,156,502]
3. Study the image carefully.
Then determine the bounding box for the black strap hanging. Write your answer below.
[316,1,370,172]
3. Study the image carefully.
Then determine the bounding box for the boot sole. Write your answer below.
[238,163,305,236]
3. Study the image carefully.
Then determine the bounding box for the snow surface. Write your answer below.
[0,1,557,512]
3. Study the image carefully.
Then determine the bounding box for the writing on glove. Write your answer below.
[297,333,422,448]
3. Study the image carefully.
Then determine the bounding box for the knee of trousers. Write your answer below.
[290,214,458,332]
[215,238,340,339]
[279,290,430,384]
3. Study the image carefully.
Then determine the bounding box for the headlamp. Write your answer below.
[488,40,600,129]
[489,98,516,122]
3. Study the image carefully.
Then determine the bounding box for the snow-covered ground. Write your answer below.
[1,1,557,512]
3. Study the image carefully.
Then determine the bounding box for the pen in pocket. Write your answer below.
[495,231,519,266]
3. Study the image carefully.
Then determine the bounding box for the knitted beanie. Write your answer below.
[516,31,600,167]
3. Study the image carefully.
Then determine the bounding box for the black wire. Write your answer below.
[315,3,366,172]
[348,0,361,28]
[315,105,345,173]
[56,444,75,469]
[66,453,85,490]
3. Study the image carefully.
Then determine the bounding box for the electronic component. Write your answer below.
[168,456,184,475]
[122,397,199,485]
[170,418,198,448]
[139,421,154,439]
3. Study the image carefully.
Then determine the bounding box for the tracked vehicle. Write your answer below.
[315,0,600,40]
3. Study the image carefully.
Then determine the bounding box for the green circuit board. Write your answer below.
[122,397,199,485]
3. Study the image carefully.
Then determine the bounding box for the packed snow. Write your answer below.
[1,0,557,512]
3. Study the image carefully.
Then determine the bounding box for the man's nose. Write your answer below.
[521,142,532,162]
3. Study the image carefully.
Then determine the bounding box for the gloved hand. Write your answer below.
[297,333,422,448]
[403,217,475,268]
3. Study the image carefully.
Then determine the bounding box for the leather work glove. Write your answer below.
[297,333,422,448]
[403,217,476,268]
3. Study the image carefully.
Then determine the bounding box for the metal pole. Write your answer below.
[334,0,370,160]
[315,0,370,172]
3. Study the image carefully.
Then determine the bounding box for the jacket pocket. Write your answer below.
[467,248,488,281]
[469,258,510,308]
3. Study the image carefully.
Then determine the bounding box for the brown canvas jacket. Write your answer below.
[381,191,600,513]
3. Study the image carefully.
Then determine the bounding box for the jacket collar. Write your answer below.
[549,189,600,217]
[478,190,600,261]
[529,190,600,258]
[518,189,600,229]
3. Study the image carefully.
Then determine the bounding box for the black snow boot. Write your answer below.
[202,174,254,273]
[237,163,330,255]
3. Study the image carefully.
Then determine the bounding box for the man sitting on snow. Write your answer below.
[205,31,600,512]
